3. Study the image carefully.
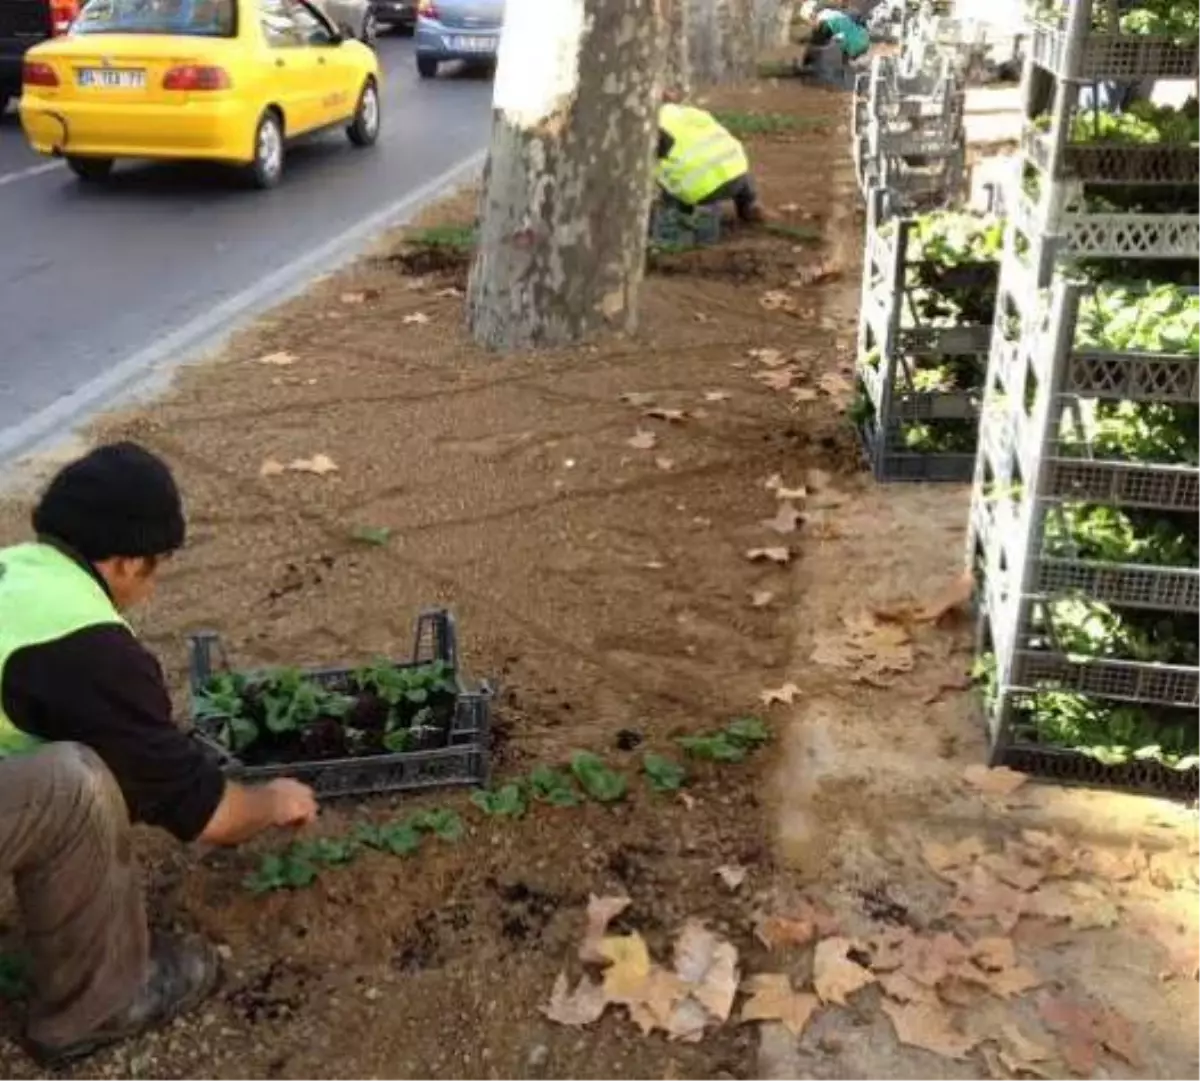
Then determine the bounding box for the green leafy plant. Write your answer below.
[406,224,477,251]
[244,849,320,893]
[354,820,423,856]
[411,807,465,842]
[711,110,824,137]
[642,752,687,793]
[570,752,628,803]
[257,669,354,735]
[470,783,527,818]
[350,525,392,546]
[527,765,582,807]
[677,716,772,762]
[195,672,259,753]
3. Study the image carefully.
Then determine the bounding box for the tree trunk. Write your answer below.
[687,0,756,85]
[752,0,796,50]
[467,0,666,351]
[662,0,692,96]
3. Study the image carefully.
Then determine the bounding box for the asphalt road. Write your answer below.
[0,35,493,455]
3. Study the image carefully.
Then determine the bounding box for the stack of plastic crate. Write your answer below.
[967,0,1199,795]
[851,53,966,212]
[854,193,1002,481]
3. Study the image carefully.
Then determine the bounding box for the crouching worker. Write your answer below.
[657,98,764,224]
[0,442,318,1065]
[801,0,871,62]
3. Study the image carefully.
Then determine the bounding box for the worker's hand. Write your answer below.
[265,778,318,829]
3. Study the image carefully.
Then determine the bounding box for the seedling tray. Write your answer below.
[187,609,490,799]
[995,739,1198,800]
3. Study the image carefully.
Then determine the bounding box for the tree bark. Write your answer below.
[467,0,666,351]
[662,0,692,96]
[687,0,756,85]
[752,0,796,50]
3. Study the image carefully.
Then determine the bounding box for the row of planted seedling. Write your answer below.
[244,717,770,893]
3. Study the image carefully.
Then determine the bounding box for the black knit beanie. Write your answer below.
[32,442,186,561]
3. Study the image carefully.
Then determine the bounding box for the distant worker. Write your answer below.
[656,98,764,225]
[800,0,871,61]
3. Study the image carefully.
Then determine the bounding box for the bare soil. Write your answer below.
[0,79,1195,1081]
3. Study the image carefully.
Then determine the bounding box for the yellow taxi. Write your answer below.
[19,0,381,187]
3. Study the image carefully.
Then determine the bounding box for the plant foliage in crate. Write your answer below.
[967,279,1199,797]
[853,207,1001,481]
[188,609,490,798]
[648,204,721,250]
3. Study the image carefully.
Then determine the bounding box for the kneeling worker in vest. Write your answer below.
[657,100,764,224]
[0,443,317,1065]
[800,1,871,61]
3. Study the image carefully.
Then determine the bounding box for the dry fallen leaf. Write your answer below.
[715,864,748,891]
[881,997,981,1060]
[750,590,776,608]
[1078,844,1145,882]
[287,454,338,476]
[620,391,657,407]
[754,914,816,951]
[981,850,1046,893]
[340,291,367,305]
[794,258,841,287]
[963,764,1029,797]
[579,895,632,963]
[817,371,854,397]
[402,311,431,325]
[746,547,791,565]
[759,682,801,707]
[434,286,462,298]
[774,484,807,501]
[790,386,820,403]
[655,457,676,471]
[779,201,800,212]
[627,430,658,451]
[916,570,975,623]
[645,407,688,423]
[598,933,653,1004]
[739,974,819,1036]
[1027,881,1118,930]
[948,866,1027,932]
[1039,993,1140,1073]
[748,347,787,367]
[753,368,798,391]
[813,937,875,1005]
[673,920,739,1023]
[762,502,803,535]
[259,458,286,477]
[257,350,296,366]
[703,390,732,402]
[898,932,971,989]
[542,971,608,1026]
[759,290,796,312]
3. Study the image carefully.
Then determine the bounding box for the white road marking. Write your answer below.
[0,147,487,466]
[0,161,64,189]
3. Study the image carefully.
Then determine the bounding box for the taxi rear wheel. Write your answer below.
[248,110,285,190]
[66,156,114,183]
[346,79,380,148]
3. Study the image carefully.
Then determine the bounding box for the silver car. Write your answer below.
[316,0,378,44]
[414,0,504,78]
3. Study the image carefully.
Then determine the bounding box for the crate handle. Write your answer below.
[187,631,231,689]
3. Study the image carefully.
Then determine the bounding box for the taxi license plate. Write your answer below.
[77,68,146,88]
[449,35,492,52]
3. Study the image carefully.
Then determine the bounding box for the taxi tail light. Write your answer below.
[417,0,438,18]
[163,65,232,90]
[22,61,59,86]
[48,0,78,35]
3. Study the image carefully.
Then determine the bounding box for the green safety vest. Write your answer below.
[0,542,129,756]
[657,104,749,207]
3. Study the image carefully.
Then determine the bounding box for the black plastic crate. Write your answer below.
[995,741,1198,801]
[187,608,491,799]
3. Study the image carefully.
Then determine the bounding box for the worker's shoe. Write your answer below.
[27,933,221,1067]
[741,205,767,225]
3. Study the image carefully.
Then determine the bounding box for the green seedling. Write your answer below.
[244,850,319,893]
[351,525,392,546]
[406,224,477,251]
[291,837,360,865]
[570,752,627,803]
[676,732,748,762]
[470,783,526,818]
[411,808,465,842]
[354,820,423,856]
[642,752,687,793]
[528,765,582,807]
[195,672,259,753]
[725,715,771,746]
[764,222,821,244]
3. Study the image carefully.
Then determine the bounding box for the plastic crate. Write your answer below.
[995,739,1199,799]
[649,204,721,248]
[1029,21,1200,80]
[187,608,491,799]
[1023,129,1200,187]
[858,419,977,481]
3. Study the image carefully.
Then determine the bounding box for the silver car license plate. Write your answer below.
[77,68,146,88]
[449,35,492,52]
